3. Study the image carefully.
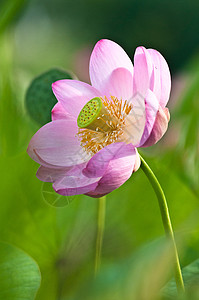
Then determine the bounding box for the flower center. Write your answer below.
[77,96,133,155]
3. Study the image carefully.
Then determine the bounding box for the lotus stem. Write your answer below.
[95,195,106,275]
[140,155,185,293]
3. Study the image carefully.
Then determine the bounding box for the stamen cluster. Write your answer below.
[78,96,133,155]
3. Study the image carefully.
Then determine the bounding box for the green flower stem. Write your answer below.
[140,155,185,293]
[95,196,106,275]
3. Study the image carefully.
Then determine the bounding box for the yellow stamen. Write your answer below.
[77,96,133,155]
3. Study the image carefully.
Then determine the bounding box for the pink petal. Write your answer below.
[53,164,100,196]
[27,119,90,167]
[51,102,74,121]
[83,142,134,178]
[36,165,71,182]
[52,80,101,118]
[133,46,153,100]
[102,67,133,101]
[133,149,141,172]
[133,47,171,108]
[86,144,136,198]
[141,107,170,147]
[148,49,171,107]
[89,39,133,93]
[138,89,159,147]
[123,93,146,146]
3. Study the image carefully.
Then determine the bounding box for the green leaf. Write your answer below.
[162,259,199,300]
[25,68,75,126]
[0,242,41,300]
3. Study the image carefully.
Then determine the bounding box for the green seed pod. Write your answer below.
[77,97,119,132]
[77,97,102,130]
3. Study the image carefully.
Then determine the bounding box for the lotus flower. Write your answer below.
[27,39,170,198]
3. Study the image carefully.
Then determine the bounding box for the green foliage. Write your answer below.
[0,242,41,300]
[25,69,74,126]
[163,259,199,300]
[0,0,27,34]
[72,239,173,300]
[174,68,199,195]
[153,65,199,197]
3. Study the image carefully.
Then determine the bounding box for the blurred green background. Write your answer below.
[0,0,199,299]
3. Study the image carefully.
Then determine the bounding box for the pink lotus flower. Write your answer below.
[27,39,170,198]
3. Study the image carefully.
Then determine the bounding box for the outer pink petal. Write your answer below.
[133,47,171,108]
[148,49,171,107]
[89,39,133,93]
[133,149,141,172]
[102,67,133,101]
[53,164,100,196]
[52,80,101,118]
[51,102,74,121]
[83,142,134,178]
[36,165,71,182]
[138,89,159,147]
[141,107,170,147]
[86,145,136,198]
[37,162,87,183]
[133,46,153,100]
[27,119,90,167]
